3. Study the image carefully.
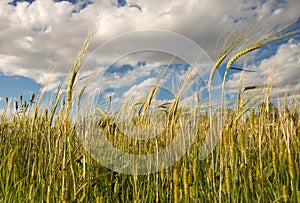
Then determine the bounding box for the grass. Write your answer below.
[0,25,300,202]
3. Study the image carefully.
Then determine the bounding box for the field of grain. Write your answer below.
[0,25,299,202]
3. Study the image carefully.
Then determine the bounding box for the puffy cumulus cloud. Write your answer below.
[123,77,157,100]
[0,0,299,93]
[0,0,93,91]
[226,39,300,101]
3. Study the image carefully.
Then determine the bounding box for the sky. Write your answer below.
[0,0,300,114]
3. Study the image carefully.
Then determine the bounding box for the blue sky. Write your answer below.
[0,0,300,113]
[0,74,40,100]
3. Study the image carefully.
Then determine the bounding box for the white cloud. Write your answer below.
[0,0,299,97]
[123,77,157,100]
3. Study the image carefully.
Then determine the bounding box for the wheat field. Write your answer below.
[0,25,299,202]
